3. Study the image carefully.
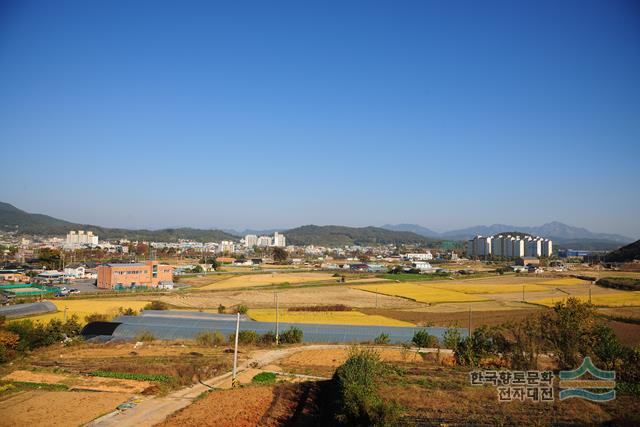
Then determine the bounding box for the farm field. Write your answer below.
[352,283,490,304]
[247,309,414,326]
[532,291,640,307]
[538,278,591,286]
[0,390,131,427]
[8,299,150,324]
[428,282,551,294]
[157,286,422,310]
[198,272,338,290]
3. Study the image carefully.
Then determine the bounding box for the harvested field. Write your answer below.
[2,369,151,393]
[605,319,640,347]
[198,272,337,291]
[599,306,640,319]
[359,307,544,327]
[539,278,591,286]
[0,390,130,427]
[248,309,414,326]
[352,283,489,304]
[159,386,275,427]
[532,291,640,307]
[9,299,150,324]
[156,286,421,310]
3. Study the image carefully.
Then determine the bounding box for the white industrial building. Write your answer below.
[405,252,433,261]
[467,234,552,258]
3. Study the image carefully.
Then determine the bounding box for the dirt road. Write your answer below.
[84,344,348,427]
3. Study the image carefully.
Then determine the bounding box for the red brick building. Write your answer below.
[97,261,173,289]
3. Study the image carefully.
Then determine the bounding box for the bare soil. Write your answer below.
[0,390,130,427]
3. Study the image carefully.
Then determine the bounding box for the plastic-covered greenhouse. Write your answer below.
[0,301,57,318]
[105,310,467,344]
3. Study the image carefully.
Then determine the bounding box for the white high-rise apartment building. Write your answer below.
[471,233,552,258]
[256,236,273,247]
[244,234,258,247]
[66,230,99,247]
[219,240,235,253]
[273,232,286,247]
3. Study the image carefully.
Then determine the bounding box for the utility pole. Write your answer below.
[232,313,240,388]
[275,293,280,345]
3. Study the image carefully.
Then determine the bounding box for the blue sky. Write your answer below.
[1,0,639,237]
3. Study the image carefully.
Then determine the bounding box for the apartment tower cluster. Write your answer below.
[466,234,552,258]
[244,231,286,248]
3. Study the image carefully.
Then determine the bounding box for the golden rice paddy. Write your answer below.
[10,299,150,324]
[428,283,551,294]
[247,309,414,326]
[532,292,640,307]
[352,283,489,304]
[199,272,337,290]
[539,278,591,286]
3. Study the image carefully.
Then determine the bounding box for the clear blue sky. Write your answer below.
[1,0,639,237]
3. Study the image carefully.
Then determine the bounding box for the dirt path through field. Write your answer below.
[85,344,348,427]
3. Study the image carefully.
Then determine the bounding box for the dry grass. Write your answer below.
[198,272,337,290]
[352,283,489,304]
[247,308,414,326]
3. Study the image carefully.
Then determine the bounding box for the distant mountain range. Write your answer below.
[0,201,632,251]
[0,202,434,246]
[383,222,633,251]
[0,202,238,242]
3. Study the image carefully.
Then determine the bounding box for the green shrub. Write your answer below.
[412,329,438,348]
[229,330,258,345]
[135,330,155,342]
[217,304,226,314]
[144,301,169,310]
[195,331,225,347]
[260,331,276,345]
[252,372,277,384]
[442,327,462,350]
[374,333,390,345]
[454,326,498,367]
[332,347,402,426]
[235,305,248,315]
[118,307,138,316]
[280,327,303,344]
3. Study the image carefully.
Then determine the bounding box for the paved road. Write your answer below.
[84,344,348,427]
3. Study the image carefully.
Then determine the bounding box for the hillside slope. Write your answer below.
[0,202,238,242]
[605,239,640,262]
[285,225,435,246]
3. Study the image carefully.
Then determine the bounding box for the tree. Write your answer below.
[542,298,598,369]
[272,247,288,263]
[412,329,438,348]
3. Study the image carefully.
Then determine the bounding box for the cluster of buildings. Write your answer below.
[467,234,553,258]
[243,232,286,248]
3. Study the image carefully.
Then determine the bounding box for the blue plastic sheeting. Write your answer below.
[138,310,251,322]
[111,313,468,344]
[0,301,57,318]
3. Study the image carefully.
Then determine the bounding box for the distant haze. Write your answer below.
[0,1,638,238]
